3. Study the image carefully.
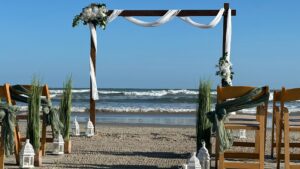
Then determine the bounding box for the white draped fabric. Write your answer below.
[104,8,233,86]
[108,10,124,23]
[124,10,181,27]
[224,9,232,85]
[179,8,224,29]
[89,23,99,100]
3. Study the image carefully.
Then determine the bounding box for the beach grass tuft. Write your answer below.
[196,80,212,153]
[59,75,73,141]
[27,77,42,152]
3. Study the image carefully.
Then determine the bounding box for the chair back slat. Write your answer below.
[280,88,300,102]
[217,86,254,102]
[10,85,51,101]
[0,83,12,104]
[217,86,269,103]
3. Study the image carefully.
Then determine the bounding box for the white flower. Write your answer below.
[97,11,106,18]
[84,7,92,18]
[92,6,99,14]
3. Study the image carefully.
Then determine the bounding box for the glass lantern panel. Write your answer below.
[24,156,30,166]
[59,145,64,152]
[53,144,59,153]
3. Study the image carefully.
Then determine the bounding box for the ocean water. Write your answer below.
[15,88,300,126]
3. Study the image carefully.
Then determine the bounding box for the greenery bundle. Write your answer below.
[59,76,72,141]
[27,78,42,152]
[196,80,212,153]
[0,104,17,156]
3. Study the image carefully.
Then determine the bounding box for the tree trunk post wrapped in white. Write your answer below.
[73,3,107,132]
[89,23,99,130]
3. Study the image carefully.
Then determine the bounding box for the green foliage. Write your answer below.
[72,15,81,27]
[196,80,212,153]
[27,78,42,152]
[59,76,72,141]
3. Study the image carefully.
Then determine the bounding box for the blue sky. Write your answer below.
[1,1,300,89]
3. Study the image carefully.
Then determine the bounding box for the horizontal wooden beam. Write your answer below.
[107,9,236,17]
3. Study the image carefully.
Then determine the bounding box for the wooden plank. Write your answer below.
[224,152,259,159]
[278,153,300,160]
[272,142,300,147]
[232,142,255,147]
[20,137,53,143]
[225,124,259,130]
[289,126,300,131]
[224,161,259,168]
[290,163,300,169]
[107,9,236,17]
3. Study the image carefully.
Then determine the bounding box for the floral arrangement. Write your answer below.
[216,52,233,86]
[72,3,108,29]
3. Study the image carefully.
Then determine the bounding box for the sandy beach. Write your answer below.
[6,123,196,169]
[4,121,297,169]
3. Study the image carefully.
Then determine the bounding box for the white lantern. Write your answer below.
[187,152,201,169]
[197,142,210,169]
[239,129,247,139]
[182,164,188,169]
[52,132,64,155]
[72,116,80,136]
[19,139,35,168]
[85,118,94,137]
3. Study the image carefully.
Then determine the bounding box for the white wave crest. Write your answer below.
[97,107,195,113]
[124,90,168,97]
[123,89,198,97]
[99,91,122,94]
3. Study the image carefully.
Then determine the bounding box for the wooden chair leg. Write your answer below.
[255,131,260,153]
[219,152,224,169]
[284,110,290,169]
[215,136,220,169]
[0,129,4,169]
[13,127,20,164]
[271,109,275,159]
[275,111,282,169]
[259,112,265,169]
[41,121,47,156]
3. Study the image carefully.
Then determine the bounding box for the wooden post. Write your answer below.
[90,33,96,132]
[222,3,229,87]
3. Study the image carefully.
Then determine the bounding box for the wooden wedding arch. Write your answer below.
[90,3,236,129]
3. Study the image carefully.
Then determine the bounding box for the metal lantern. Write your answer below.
[187,152,201,169]
[53,132,64,155]
[19,139,35,168]
[85,118,94,137]
[197,142,210,169]
[72,116,80,136]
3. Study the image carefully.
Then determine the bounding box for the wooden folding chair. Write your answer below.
[274,87,300,169]
[10,84,55,166]
[0,83,20,168]
[215,86,269,169]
